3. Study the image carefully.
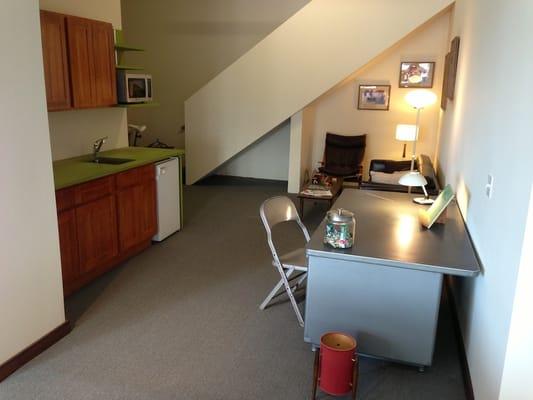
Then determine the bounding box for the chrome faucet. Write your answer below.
[93,136,108,161]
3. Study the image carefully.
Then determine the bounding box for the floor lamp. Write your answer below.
[400,90,437,201]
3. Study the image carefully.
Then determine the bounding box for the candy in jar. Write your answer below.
[324,208,355,249]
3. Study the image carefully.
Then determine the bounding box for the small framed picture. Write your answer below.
[357,84,391,111]
[399,61,435,88]
[447,37,460,100]
[441,54,450,110]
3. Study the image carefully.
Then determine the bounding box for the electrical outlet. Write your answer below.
[486,174,494,199]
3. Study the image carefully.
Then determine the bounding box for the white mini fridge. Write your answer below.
[153,157,181,241]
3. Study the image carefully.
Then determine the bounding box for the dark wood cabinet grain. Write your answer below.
[40,11,71,111]
[76,195,119,273]
[66,16,95,108]
[57,209,79,286]
[117,179,157,252]
[74,175,114,204]
[91,20,117,106]
[56,165,157,296]
[55,187,76,212]
[41,12,117,110]
[137,179,157,240]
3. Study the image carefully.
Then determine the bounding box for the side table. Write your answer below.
[297,179,343,216]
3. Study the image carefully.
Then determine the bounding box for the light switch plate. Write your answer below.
[486,174,494,198]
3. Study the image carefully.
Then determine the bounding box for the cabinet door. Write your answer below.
[91,20,117,106]
[57,209,80,288]
[76,195,118,273]
[66,16,95,108]
[117,180,157,252]
[40,11,71,111]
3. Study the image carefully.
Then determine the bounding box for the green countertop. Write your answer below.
[53,147,185,190]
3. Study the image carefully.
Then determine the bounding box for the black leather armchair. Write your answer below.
[318,133,366,183]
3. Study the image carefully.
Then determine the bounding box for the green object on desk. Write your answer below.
[419,184,455,228]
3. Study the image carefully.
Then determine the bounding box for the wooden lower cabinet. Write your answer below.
[57,209,79,284]
[56,165,157,296]
[117,180,157,252]
[76,195,119,273]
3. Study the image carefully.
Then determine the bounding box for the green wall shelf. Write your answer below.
[115,44,145,52]
[116,65,144,70]
[114,30,145,67]
[115,102,159,108]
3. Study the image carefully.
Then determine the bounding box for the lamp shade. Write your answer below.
[405,90,437,109]
[395,124,417,142]
[399,171,428,187]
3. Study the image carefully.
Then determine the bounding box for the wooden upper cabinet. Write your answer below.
[44,14,117,109]
[91,20,117,106]
[41,11,117,110]
[40,11,71,111]
[66,16,96,108]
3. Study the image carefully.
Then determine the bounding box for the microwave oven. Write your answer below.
[117,71,152,103]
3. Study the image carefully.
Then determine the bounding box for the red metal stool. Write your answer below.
[312,332,359,399]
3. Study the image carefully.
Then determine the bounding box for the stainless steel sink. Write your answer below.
[87,157,135,165]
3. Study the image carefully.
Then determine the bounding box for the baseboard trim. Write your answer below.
[199,174,288,186]
[445,277,475,400]
[0,320,71,382]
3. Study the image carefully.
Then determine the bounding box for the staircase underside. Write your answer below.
[185,0,454,185]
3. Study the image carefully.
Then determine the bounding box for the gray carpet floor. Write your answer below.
[0,182,466,400]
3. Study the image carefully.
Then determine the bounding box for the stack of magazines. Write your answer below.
[300,184,332,197]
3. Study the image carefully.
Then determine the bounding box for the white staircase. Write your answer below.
[185,0,453,184]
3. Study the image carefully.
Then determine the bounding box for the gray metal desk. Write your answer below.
[304,189,480,367]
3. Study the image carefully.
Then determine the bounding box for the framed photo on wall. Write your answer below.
[357,84,391,111]
[447,37,460,100]
[399,61,435,88]
[441,53,451,110]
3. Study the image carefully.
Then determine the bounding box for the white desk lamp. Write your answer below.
[399,171,434,204]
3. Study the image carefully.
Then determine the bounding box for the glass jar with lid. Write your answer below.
[324,208,355,249]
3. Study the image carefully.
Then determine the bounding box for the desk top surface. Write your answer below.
[306,189,481,277]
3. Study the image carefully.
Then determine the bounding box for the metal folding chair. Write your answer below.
[259,196,310,327]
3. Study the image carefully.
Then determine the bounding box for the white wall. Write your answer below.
[499,185,533,400]
[287,111,303,192]
[0,0,65,364]
[216,121,290,181]
[121,0,310,149]
[39,0,128,161]
[185,0,454,184]
[437,1,533,398]
[304,11,450,179]
[121,0,309,181]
